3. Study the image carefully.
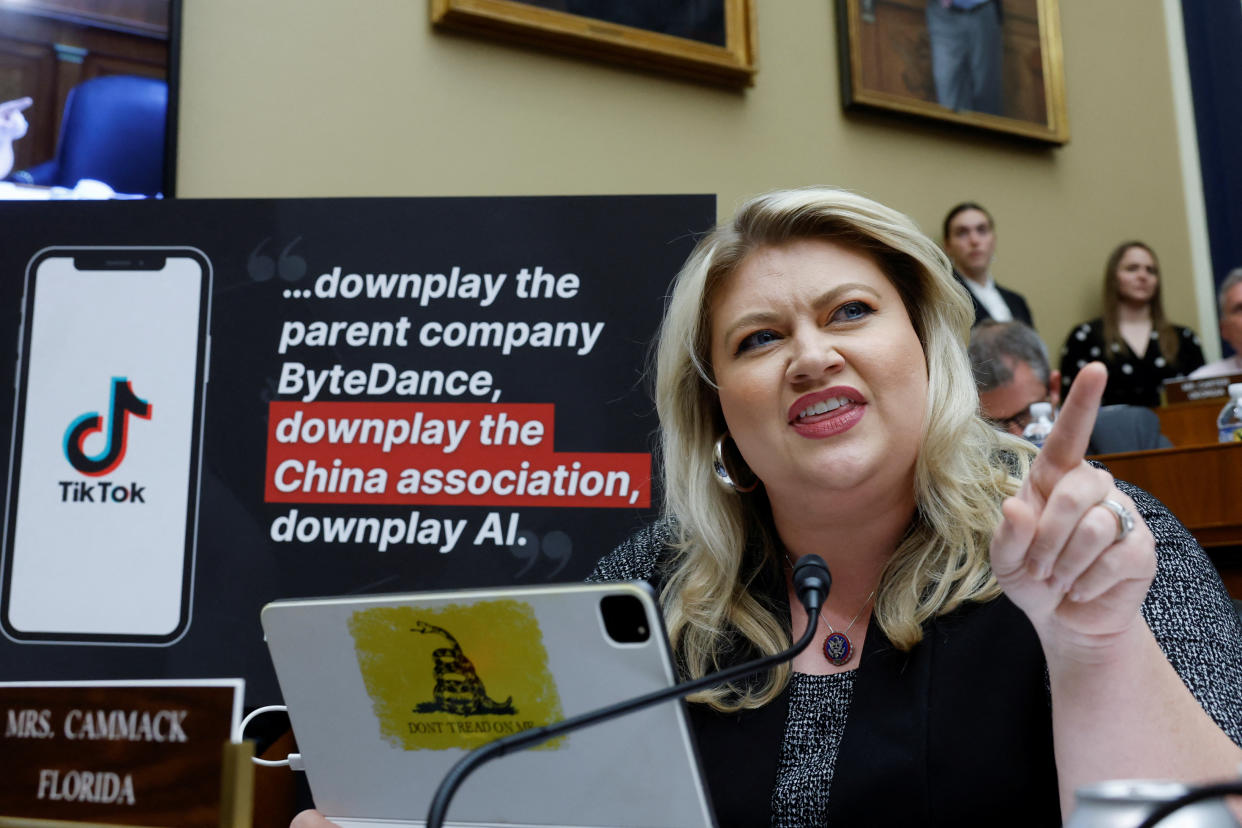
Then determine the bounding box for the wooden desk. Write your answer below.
[1094,441,1242,594]
[1156,398,1227,447]
[1095,441,1242,548]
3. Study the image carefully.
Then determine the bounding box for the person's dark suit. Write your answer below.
[955,272,1033,327]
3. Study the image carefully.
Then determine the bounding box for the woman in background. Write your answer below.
[1060,241,1204,407]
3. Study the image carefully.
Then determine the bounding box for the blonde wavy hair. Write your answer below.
[655,187,1035,712]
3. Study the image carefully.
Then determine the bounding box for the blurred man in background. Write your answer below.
[943,202,1033,327]
[1189,269,1242,379]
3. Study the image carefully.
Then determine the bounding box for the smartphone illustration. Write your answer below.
[2,247,211,645]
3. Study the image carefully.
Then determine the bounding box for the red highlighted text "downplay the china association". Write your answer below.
[263,401,650,508]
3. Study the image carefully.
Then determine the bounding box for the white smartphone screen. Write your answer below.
[3,249,210,644]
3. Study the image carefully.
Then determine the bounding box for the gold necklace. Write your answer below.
[786,552,877,667]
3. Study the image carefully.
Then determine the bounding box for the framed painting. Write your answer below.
[837,0,1069,144]
[430,0,757,87]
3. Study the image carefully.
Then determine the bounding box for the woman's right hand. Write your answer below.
[0,97,31,140]
[989,362,1157,661]
[290,810,339,828]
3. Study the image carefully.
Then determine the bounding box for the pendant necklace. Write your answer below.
[819,589,876,667]
[785,551,876,667]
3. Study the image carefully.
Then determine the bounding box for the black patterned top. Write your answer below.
[589,479,1242,824]
[1059,318,1205,407]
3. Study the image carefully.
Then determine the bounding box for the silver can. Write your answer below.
[1065,779,1238,828]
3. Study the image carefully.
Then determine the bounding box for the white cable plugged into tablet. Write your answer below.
[238,704,304,770]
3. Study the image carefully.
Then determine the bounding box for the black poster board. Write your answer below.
[0,195,713,704]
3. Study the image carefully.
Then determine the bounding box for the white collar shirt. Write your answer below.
[962,274,1012,322]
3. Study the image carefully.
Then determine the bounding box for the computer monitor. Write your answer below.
[0,0,181,198]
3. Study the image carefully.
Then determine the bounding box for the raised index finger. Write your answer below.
[1030,361,1106,488]
[0,97,33,115]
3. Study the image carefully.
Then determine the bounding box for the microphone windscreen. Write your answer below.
[792,554,831,612]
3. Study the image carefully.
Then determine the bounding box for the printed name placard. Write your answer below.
[0,679,243,827]
[1163,374,1240,404]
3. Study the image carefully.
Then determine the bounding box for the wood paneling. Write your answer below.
[1156,398,1226,447]
[1095,442,1242,595]
[0,0,167,172]
[1095,442,1242,549]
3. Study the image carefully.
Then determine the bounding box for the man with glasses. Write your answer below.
[969,320,1170,454]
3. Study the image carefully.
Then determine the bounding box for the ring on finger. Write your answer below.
[1097,497,1135,544]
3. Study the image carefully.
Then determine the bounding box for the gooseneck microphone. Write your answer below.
[426,553,833,828]
[791,552,831,616]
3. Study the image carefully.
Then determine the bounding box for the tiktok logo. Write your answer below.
[63,378,152,476]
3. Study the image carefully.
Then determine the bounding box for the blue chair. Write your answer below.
[1088,405,1173,455]
[19,75,167,196]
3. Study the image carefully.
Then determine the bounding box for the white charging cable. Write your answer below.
[237,704,304,770]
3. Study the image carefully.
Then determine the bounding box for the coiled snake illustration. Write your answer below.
[411,621,516,716]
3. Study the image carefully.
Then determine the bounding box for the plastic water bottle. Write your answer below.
[1218,383,1242,443]
[1022,402,1055,448]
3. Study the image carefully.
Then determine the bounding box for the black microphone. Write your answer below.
[426,553,833,828]
[793,552,831,615]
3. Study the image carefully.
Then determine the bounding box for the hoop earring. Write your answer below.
[712,432,758,493]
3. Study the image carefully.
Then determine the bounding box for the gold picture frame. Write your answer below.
[430,0,757,87]
[838,0,1069,144]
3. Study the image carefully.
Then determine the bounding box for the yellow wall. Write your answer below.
[178,0,1208,358]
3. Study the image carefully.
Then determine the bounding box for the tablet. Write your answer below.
[261,582,716,828]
